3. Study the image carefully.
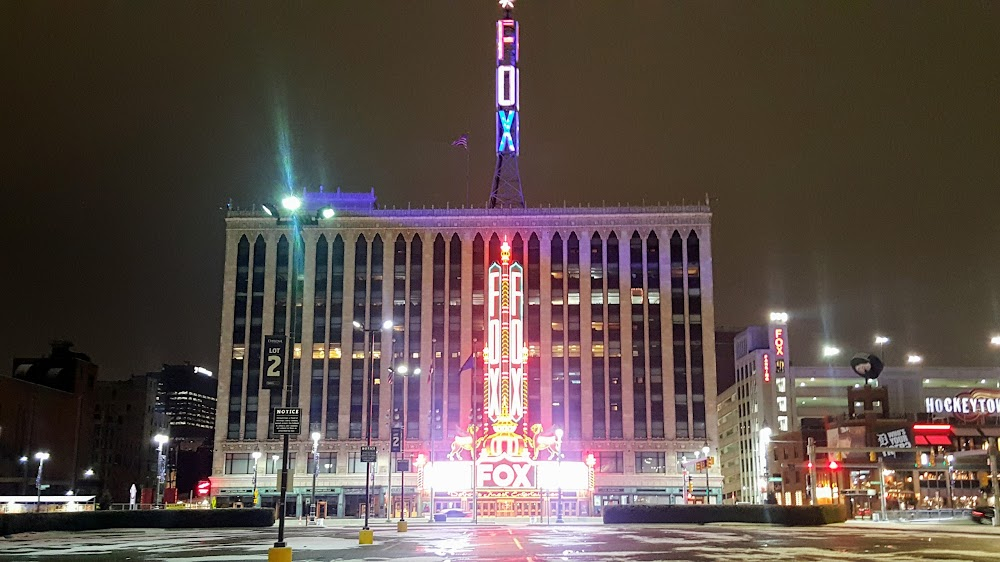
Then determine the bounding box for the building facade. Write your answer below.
[211,196,720,516]
[149,364,218,496]
[718,318,793,503]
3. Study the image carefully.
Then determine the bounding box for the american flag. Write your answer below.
[451,133,468,148]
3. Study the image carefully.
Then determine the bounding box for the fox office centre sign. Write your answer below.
[925,389,1000,421]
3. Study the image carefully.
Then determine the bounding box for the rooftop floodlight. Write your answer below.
[281,195,302,212]
[319,207,335,219]
[261,203,278,217]
[769,312,788,324]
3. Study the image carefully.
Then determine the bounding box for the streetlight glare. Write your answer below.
[907,354,923,364]
[991,335,1000,346]
[769,312,788,324]
[397,365,408,374]
[822,345,841,358]
[19,456,28,463]
[413,367,421,375]
[311,431,321,441]
[281,195,302,211]
[381,319,394,330]
[875,336,890,345]
[35,452,50,461]
[153,434,169,445]
[84,468,94,477]
[252,451,262,460]
[353,320,363,329]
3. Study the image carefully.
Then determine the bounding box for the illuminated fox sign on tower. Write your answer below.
[490,0,525,208]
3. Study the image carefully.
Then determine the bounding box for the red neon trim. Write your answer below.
[913,424,952,431]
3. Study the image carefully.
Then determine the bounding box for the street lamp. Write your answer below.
[702,443,711,505]
[353,319,394,538]
[822,345,841,359]
[758,428,772,504]
[991,335,1000,347]
[154,434,169,507]
[34,452,49,512]
[251,451,261,507]
[310,432,321,521]
[906,354,923,365]
[19,456,28,496]
[556,429,564,523]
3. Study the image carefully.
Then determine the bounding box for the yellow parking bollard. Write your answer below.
[359,529,374,544]
[267,546,292,562]
[397,520,408,533]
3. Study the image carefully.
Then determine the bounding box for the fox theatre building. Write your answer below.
[421,241,595,518]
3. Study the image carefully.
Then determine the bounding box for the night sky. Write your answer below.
[3,2,998,378]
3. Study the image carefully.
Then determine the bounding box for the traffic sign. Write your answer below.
[361,446,377,463]
[263,335,286,390]
[397,459,410,472]
[390,428,403,453]
[272,407,301,435]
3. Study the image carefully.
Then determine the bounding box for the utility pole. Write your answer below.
[807,437,818,506]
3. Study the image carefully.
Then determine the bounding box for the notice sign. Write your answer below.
[263,335,286,390]
[361,446,377,463]
[272,407,301,435]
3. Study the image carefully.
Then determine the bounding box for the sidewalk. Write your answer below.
[283,516,604,530]
[844,518,1000,535]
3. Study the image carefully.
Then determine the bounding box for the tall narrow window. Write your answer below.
[589,233,606,439]
[527,234,541,423]
[392,235,406,432]
[228,236,250,439]
[370,235,384,439]
[630,232,647,439]
[431,235,446,445]
[550,233,565,430]
[268,236,289,438]
[647,232,665,438]
[671,231,689,439]
[566,233,582,438]
[310,235,329,432]
[447,234,462,433]
[349,234,368,439]
[607,233,623,439]
[472,234,486,425]
[407,235,422,438]
[244,235,266,440]
[326,235,345,437]
[688,231,706,439]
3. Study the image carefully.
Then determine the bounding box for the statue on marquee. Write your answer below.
[447,424,479,461]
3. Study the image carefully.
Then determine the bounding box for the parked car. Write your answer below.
[438,508,470,519]
[971,506,994,524]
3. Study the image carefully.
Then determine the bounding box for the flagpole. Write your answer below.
[465,141,470,207]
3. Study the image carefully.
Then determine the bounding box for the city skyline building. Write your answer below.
[210,191,720,515]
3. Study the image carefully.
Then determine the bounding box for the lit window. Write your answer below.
[293,344,302,359]
[312,344,326,359]
[591,292,604,305]
[591,322,604,331]
[592,344,605,357]
[551,322,564,331]
[568,292,580,305]
[232,345,246,360]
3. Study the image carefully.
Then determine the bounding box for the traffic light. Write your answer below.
[807,461,813,469]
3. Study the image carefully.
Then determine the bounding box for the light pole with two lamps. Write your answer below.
[354,319,394,543]
[388,364,421,528]
[702,443,711,504]
[34,452,50,512]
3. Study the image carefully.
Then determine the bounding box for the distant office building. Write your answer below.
[148,364,217,495]
[0,341,97,496]
[718,316,793,503]
[93,375,166,503]
[714,327,742,394]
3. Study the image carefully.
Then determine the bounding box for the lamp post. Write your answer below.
[874,335,889,363]
[34,452,50,512]
[556,428,565,523]
[310,432,320,521]
[702,444,711,505]
[428,337,438,522]
[19,456,28,496]
[387,364,420,523]
[154,434,168,507]
[251,451,261,507]
[354,319,393,536]
[906,354,923,365]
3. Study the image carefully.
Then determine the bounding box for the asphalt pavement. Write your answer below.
[2,517,999,561]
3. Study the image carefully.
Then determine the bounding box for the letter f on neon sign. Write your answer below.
[497,110,516,153]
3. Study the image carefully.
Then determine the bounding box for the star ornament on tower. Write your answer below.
[499,0,515,9]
